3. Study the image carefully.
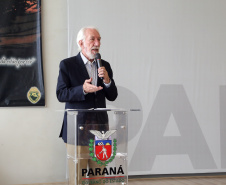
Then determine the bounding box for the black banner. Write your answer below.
[0,0,45,106]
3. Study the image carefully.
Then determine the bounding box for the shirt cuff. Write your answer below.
[83,89,88,95]
[103,79,111,88]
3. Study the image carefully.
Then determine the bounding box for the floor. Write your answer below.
[129,175,226,185]
[17,175,226,185]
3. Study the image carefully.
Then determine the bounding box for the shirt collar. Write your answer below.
[80,52,89,65]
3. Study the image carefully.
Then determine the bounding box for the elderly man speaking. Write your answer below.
[56,26,118,185]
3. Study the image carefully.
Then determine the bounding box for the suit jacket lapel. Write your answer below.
[76,53,90,80]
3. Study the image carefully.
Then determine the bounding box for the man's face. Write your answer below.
[80,28,101,60]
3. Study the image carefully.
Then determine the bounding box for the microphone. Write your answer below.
[95,53,103,80]
[95,53,102,68]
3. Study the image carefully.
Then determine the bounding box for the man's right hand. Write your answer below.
[83,78,103,93]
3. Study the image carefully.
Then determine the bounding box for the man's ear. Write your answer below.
[79,40,83,48]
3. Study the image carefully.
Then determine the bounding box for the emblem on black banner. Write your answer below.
[27,87,41,104]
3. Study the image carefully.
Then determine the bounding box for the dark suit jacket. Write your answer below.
[56,53,118,143]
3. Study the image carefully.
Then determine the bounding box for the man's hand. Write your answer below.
[98,67,110,84]
[83,78,103,93]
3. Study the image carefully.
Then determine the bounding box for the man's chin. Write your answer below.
[89,54,95,60]
[91,52,99,59]
[84,51,97,60]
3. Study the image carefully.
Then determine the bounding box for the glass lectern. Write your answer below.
[66,109,128,185]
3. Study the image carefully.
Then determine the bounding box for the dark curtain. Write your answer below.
[0,0,45,106]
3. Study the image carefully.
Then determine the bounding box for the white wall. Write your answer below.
[1,0,226,184]
[0,0,68,184]
[67,0,226,176]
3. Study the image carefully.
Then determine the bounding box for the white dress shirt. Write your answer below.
[80,52,111,94]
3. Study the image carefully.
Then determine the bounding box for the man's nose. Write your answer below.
[94,39,100,46]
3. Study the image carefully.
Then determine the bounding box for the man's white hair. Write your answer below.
[76,26,100,51]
